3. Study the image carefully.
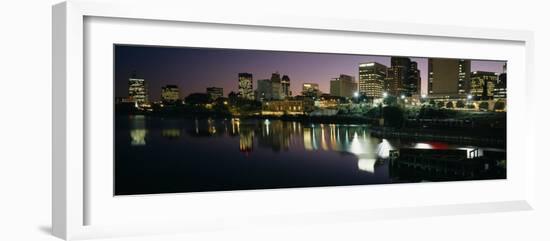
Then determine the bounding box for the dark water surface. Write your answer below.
[114,115,505,195]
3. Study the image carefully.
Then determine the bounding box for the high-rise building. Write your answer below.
[238,73,254,100]
[359,62,387,98]
[206,87,224,100]
[386,57,410,96]
[494,63,507,99]
[302,83,320,97]
[406,61,421,97]
[255,74,285,101]
[428,58,471,96]
[129,75,148,106]
[470,71,498,100]
[458,60,471,95]
[281,75,291,98]
[161,85,180,104]
[330,74,357,98]
[270,72,283,100]
[256,79,273,101]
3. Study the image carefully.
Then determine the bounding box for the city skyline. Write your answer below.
[115,45,506,101]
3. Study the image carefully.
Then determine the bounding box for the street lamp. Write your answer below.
[400,94,405,99]
[382,92,388,98]
[467,94,472,100]
[353,92,359,98]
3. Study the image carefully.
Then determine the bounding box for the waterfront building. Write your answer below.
[129,76,148,106]
[359,62,387,98]
[238,73,254,100]
[329,74,357,98]
[206,87,224,100]
[161,85,180,104]
[470,71,498,100]
[262,98,315,115]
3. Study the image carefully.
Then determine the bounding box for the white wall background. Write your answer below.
[0,0,548,240]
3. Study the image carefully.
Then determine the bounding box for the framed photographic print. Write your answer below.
[53,0,535,240]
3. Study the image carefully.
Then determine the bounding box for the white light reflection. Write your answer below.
[376,139,394,159]
[357,158,377,173]
[414,143,432,149]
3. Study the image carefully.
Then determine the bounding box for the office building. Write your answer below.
[359,62,387,98]
[428,58,471,96]
[406,61,421,97]
[161,85,180,104]
[470,71,498,100]
[281,75,291,98]
[458,60,471,95]
[330,74,357,98]
[129,76,148,106]
[494,63,507,99]
[238,73,254,100]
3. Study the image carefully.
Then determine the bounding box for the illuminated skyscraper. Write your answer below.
[238,73,254,100]
[406,61,421,97]
[470,71,498,100]
[161,85,180,104]
[330,74,357,98]
[386,57,410,96]
[359,62,387,98]
[128,74,148,106]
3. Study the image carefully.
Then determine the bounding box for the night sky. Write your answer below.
[114,45,506,101]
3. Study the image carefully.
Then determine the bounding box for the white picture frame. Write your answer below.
[53,0,536,240]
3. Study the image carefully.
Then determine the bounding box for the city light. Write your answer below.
[421,94,427,99]
[353,92,359,98]
[467,94,473,100]
[382,92,388,98]
[400,94,405,99]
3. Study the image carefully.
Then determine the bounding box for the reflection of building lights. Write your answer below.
[195,119,199,134]
[130,129,147,146]
[161,129,180,139]
[357,158,376,173]
[376,139,394,159]
[303,128,313,150]
[320,125,328,151]
[264,119,270,135]
[414,143,432,149]
[349,133,366,154]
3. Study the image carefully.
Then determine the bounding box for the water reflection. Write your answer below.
[117,116,506,195]
[129,115,147,146]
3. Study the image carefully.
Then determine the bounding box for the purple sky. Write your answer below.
[115,45,506,101]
